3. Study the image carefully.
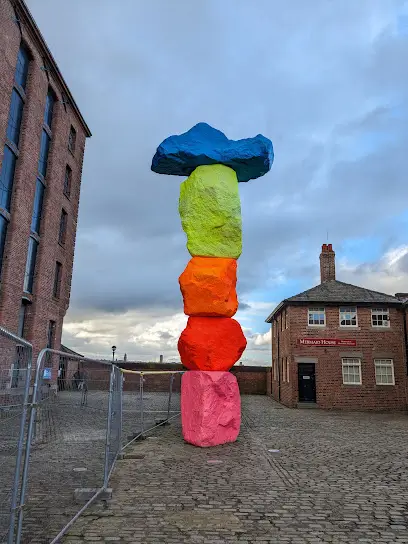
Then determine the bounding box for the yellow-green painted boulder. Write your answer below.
[179,165,242,258]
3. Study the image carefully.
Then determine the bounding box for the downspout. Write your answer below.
[277,318,281,403]
[404,304,408,376]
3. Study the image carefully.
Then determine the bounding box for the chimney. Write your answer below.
[320,243,336,283]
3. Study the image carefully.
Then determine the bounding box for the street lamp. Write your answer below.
[112,345,116,362]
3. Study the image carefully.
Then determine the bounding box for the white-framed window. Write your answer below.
[307,308,326,327]
[374,359,395,385]
[342,358,362,385]
[339,306,358,327]
[372,308,390,327]
[308,307,325,326]
[286,357,290,383]
[282,358,286,382]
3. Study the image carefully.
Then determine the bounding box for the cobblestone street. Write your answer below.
[64,396,408,544]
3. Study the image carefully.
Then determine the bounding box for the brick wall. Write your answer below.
[271,304,408,411]
[61,361,269,395]
[0,1,88,376]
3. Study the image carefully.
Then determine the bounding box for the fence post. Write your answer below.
[15,348,48,544]
[7,347,32,544]
[103,364,115,488]
[139,373,144,437]
[119,371,123,451]
[166,373,175,423]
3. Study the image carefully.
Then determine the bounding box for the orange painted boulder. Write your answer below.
[179,257,238,317]
[178,317,247,371]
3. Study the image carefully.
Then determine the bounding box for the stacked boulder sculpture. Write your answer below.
[151,123,274,447]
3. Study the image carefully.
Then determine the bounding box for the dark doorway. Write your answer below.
[298,363,316,402]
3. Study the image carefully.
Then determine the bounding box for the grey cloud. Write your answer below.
[26,0,408,323]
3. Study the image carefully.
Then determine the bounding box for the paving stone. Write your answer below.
[62,396,408,543]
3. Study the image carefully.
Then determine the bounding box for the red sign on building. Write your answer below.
[298,338,357,347]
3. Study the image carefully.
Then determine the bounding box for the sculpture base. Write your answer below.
[181,371,241,447]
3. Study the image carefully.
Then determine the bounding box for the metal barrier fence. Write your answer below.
[121,370,182,450]
[0,327,32,544]
[0,333,183,544]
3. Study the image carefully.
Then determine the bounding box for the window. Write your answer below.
[372,308,390,327]
[286,358,290,383]
[68,125,76,152]
[64,165,72,197]
[47,320,56,349]
[273,359,278,381]
[339,307,357,327]
[31,179,45,235]
[284,309,288,329]
[374,359,395,385]
[58,210,67,245]
[0,146,17,211]
[44,89,55,129]
[308,307,325,326]
[38,130,51,177]
[282,357,286,382]
[17,301,27,338]
[23,237,38,293]
[15,46,30,90]
[53,262,62,298]
[6,89,24,147]
[281,312,284,332]
[342,358,362,385]
[0,215,8,279]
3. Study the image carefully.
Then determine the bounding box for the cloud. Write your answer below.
[24,0,408,362]
[338,245,408,296]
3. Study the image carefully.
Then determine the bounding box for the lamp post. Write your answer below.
[112,345,116,363]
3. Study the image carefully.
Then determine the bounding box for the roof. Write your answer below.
[16,0,91,137]
[265,280,402,323]
[61,345,83,357]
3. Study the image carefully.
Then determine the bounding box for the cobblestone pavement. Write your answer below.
[4,388,178,544]
[62,396,408,544]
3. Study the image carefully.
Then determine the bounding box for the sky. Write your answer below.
[26,0,408,364]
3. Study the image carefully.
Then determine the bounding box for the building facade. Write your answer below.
[0,0,91,380]
[266,244,408,411]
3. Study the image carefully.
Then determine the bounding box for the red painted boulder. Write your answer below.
[179,257,238,317]
[181,371,241,447]
[178,317,247,371]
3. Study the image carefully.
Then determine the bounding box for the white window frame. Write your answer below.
[286,357,290,383]
[371,308,390,328]
[308,307,326,327]
[374,359,395,385]
[341,358,362,385]
[339,306,358,327]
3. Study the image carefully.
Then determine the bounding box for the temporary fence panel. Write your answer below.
[16,349,115,544]
[0,327,32,544]
[1,338,184,544]
[121,370,183,450]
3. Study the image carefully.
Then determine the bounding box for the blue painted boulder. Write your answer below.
[151,123,274,182]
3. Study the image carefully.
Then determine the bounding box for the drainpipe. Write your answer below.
[404,305,408,376]
[277,318,281,403]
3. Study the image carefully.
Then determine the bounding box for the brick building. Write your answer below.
[266,244,408,410]
[0,0,91,379]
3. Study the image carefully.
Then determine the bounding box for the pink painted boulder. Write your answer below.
[181,370,241,447]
